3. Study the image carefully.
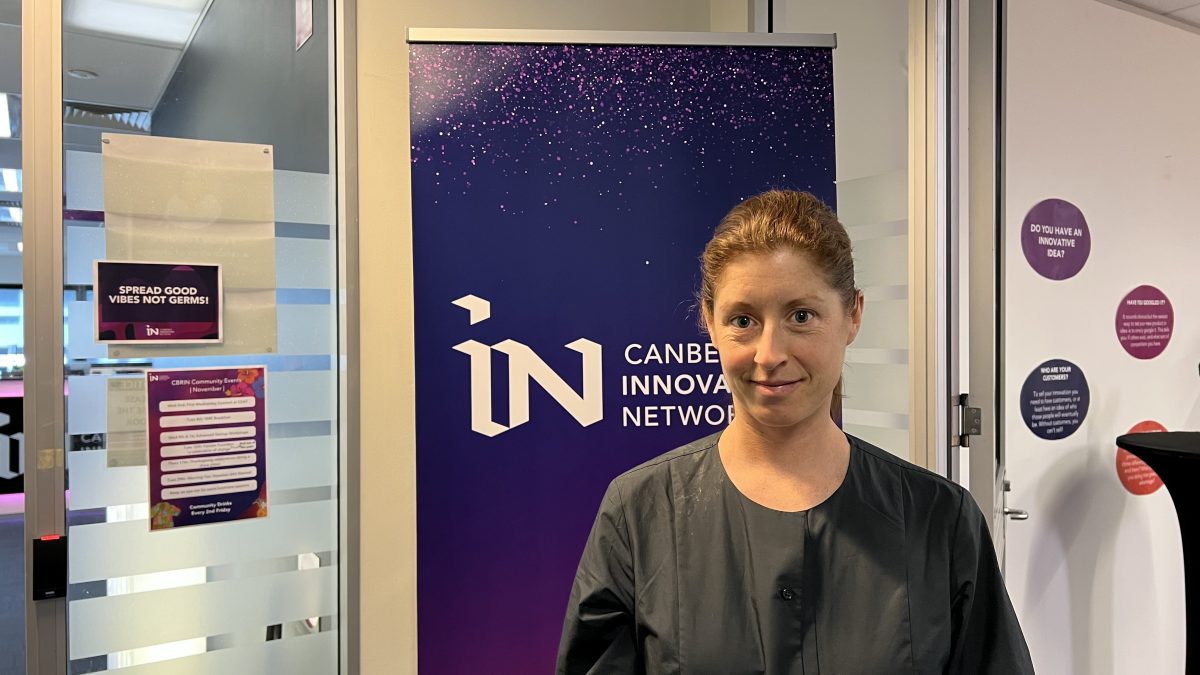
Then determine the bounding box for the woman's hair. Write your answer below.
[699,190,858,321]
[698,190,859,422]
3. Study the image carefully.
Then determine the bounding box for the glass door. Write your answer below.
[1,1,25,671]
[22,1,348,672]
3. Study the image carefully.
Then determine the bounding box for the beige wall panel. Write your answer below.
[357,1,725,672]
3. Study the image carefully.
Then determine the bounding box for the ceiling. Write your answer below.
[1117,0,1200,27]
[0,0,211,153]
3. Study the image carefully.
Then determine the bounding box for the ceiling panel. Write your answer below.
[0,24,19,95]
[1124,0,1200,11]
[0,0,18,27]
[63,31,181,110]
[1167,4,1200,22]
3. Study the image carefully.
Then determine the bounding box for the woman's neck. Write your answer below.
[718,414,851,511]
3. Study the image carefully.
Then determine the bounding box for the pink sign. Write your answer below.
[1116,420,1167,495]
[1115,285,1174,359]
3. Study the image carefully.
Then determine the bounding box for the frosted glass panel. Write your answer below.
[268,372,334,423]
[67,374,111,434]
[66,300,107,360]
[65,225,104,286]
[69,500,335,583]
[843,363,908,414]
[110,631,337,675]
[68,437,334,511]
[277,238,334,289]
[278,305,334,355]
[69,567,336,658]
[778,0,911,462]
[275,170,332,226]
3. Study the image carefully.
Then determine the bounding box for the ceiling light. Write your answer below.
[67,69,99,80]
[0,169,20,193]
[65,0,209,48]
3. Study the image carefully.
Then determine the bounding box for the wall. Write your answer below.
[1004,0,1200,672]
[152,0,330,173]
[355,1,744,671]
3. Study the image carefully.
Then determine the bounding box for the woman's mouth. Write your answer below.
[751,379,802,396]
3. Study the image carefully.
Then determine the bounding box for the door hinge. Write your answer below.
[956,393,982,448]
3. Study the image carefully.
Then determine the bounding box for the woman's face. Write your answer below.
[705,248,863,433]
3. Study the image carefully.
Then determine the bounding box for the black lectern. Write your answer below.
[1116,431,1200,669]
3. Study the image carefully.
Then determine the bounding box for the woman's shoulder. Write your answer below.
[606,431,721,498]
[848,433,971,514]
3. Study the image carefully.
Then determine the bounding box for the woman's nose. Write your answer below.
[753,323,788,368]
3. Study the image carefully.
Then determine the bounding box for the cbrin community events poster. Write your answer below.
[410,33,836,673]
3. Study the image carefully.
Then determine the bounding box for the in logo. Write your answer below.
[146,326,161,336]
[452,295,603,437]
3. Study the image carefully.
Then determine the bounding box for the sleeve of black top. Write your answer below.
[947,489,1037,674]
[557,482,639,675]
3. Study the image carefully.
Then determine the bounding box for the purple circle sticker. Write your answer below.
[1019,358,1090,440]
[1115,285,1174,359]
[1021,198,1091,280]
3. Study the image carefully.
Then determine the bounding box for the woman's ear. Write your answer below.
[845,290,865,345]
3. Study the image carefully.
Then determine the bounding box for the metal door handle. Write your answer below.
[1003,507,1029,521]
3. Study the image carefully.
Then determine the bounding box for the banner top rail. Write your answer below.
[406,28,836,49]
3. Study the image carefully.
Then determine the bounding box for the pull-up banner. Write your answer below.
[410,30,836,673]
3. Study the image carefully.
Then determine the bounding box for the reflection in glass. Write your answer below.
[0,3,24,673]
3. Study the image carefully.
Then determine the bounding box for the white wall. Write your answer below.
[1004,0,1200,672]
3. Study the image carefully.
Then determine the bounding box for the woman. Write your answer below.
[557,191,1034,674]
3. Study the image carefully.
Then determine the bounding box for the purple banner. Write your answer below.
[95,260,222,343]
[412,41,836,673]
[147,367,267,531]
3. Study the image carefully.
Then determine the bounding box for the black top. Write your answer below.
[737,495,810,674]
[557,432,1034,674]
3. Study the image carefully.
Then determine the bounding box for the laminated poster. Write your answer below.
[94,260,222,344]
[147,366,268,531]
[102,133,278,358]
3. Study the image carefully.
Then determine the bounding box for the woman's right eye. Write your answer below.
[730,315,752,329]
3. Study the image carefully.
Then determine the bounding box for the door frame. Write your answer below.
[21,0,67,671]
[963,0,1010,555]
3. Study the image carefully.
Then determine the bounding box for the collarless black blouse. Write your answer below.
[557,433,1034,674]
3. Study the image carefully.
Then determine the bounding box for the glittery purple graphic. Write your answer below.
[1020,198,1091,280]
[1116,285,1174,359]
[410,44,834,216]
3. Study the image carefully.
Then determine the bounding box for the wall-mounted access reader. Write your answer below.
[32,534,67,600]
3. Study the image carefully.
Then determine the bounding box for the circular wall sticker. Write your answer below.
[1019,358,1090,440]
[1115,285,1174,359]
[1020,198,1092,280]
[1116,420,1167,495]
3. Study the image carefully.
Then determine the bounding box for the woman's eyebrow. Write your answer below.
[718,296,826,313]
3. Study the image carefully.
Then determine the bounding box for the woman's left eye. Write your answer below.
[792,309,812,323]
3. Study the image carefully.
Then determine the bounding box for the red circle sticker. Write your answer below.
[1116,420,1167,495]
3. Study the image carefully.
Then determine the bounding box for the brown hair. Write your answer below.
[698,190,859,421]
